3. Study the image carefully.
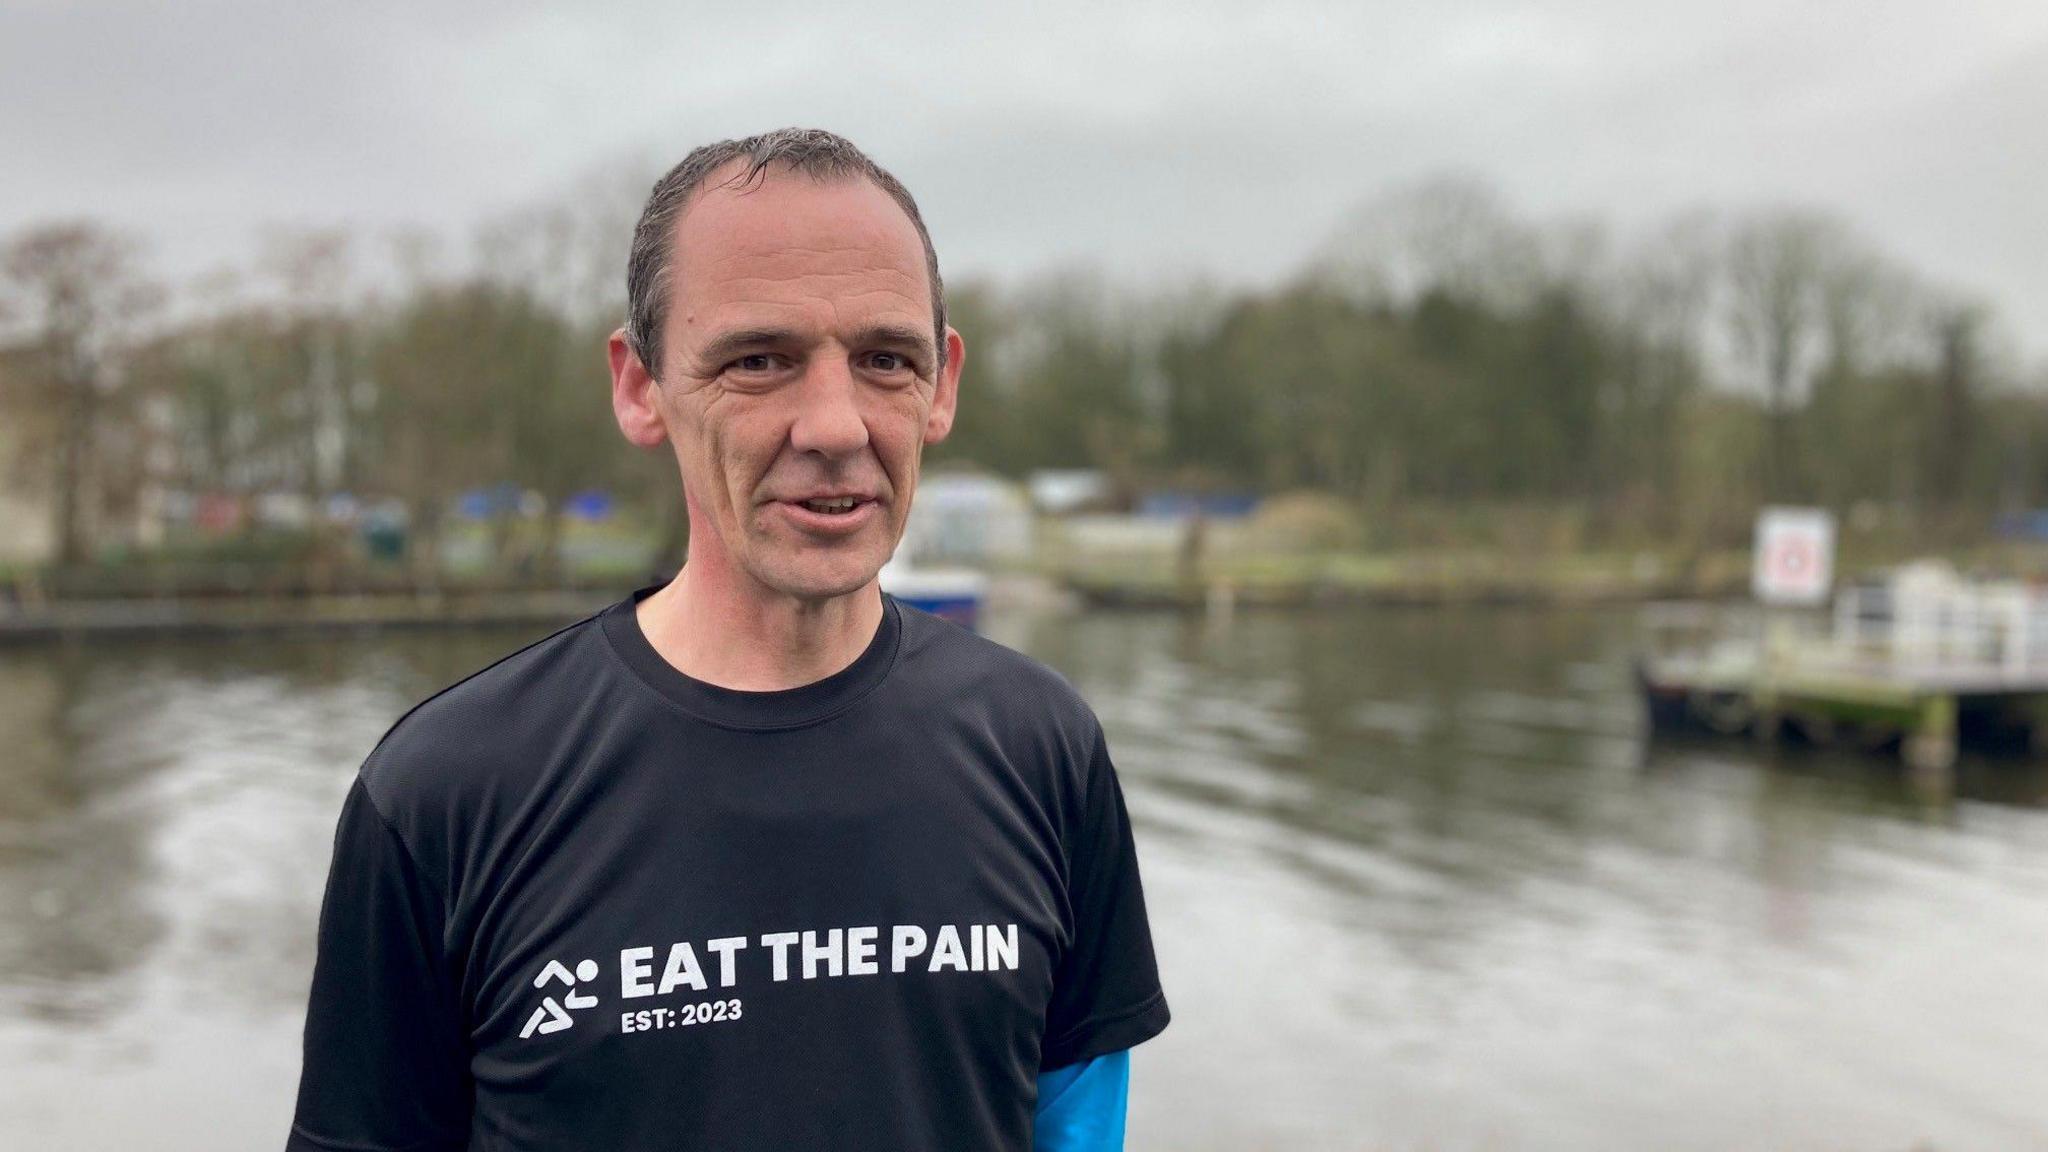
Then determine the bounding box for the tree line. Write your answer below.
[936,179,2035,552]
[1,175,2041,584]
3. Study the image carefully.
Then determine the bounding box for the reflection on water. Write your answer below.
[4,607,2047,1150]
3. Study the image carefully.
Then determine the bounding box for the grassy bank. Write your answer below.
[1055,539,2048,609]
[1057,549,1750,608]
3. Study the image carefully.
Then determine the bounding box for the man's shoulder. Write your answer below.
[891,598,1102,749]
[356,607,611,823]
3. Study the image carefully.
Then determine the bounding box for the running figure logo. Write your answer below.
[521,958,599,1039]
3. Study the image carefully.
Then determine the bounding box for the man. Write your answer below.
[287,128,1169,1151]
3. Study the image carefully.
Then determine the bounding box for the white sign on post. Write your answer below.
[1752,506,1835,606]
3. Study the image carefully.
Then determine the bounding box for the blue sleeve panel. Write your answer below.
[1033,1049,1131,1152]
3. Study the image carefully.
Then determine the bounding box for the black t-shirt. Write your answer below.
[288,584,1169,1152]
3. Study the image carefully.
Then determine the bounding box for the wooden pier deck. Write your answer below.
[1639,592,2048,773]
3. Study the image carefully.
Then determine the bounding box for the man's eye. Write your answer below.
[732,354,776,373]
[867,352,913,373]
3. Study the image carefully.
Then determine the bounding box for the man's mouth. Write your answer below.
[799,496,866,516]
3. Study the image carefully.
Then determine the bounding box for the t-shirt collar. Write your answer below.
[599,580,903,731]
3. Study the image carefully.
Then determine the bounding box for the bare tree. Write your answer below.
[1594,213,1719,531]
[260,228,357,584]
[474,163,642,329]
[1318,173,1545,310]
[1928,303,1987,515]
[1,224,155,565]
[1723,210,1842,500]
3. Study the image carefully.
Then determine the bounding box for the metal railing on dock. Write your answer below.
[1639,565,2048,773]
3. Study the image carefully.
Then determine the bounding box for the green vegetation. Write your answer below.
[937,186,2033,560]
[0,176,2041,600]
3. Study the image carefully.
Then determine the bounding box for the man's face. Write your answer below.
[611,164,962,605]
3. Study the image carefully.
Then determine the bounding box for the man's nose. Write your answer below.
[788,356,870,459]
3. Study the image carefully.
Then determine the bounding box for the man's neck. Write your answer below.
[634,560,883,692]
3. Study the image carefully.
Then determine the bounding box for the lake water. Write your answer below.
[2,603,2045,1150]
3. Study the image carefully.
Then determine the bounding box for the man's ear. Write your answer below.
[923,326,965,445]
[610,328,669,448]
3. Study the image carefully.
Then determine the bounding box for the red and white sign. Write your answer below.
[1753,507,1835,606]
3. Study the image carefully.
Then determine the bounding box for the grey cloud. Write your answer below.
[3,0,2045,353]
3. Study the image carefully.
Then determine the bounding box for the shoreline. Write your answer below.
[6,541,2031,639]
[0,588,620,643]
[1064,574,1744,610]
[0,571,1727,643]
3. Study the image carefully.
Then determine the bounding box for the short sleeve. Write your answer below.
[1040,726,1170,1070]
[288,778,472,1151]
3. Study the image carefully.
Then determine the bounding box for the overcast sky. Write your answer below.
[5,0,2046,357]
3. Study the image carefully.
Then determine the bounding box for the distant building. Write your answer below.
[1135,490,1260,520]
[1025,469,1109,515]
[0,477,54,566]
[1059,514,1189,556]
[0,346,55,566]
[905,471,1033,565]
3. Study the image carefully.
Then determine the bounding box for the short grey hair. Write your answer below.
[624,127,946,378]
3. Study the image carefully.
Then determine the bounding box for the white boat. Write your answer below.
[879,557,988,631]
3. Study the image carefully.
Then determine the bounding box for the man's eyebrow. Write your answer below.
[695,327,800,365]
[847,323,937,356]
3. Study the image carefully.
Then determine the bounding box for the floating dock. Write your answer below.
[1638,563,2048,772]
